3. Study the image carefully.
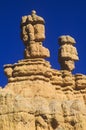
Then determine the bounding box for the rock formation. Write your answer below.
[20,10,50,58]
[0,10,86,130]
[58,35,79,71]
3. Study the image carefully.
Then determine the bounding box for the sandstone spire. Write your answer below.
[21,10,50,58]
[58,35,79,71]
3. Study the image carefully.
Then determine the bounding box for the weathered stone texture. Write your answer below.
[0,11,86,130]
[58,35,79,71]
[2,57,86,130]
[21,10,50,59]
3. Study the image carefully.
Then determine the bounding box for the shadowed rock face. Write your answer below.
[0,11,86,130]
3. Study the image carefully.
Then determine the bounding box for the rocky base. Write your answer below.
[0,88,86,130]
[0,58,85,130]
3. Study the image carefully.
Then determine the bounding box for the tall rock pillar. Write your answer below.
[4,11,52,98]
[21,10,50,58]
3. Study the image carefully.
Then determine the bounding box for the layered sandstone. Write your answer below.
[3,56,86,130]
[0,10,86,130]
[58,35,79,71]
[20,10,50,58]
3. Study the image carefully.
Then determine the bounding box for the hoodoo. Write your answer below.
[0,11,86,130]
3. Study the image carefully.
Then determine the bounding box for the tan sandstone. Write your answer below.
[0,10,86,130]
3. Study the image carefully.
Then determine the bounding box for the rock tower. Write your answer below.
[0,10,86,130]
[21,10,50,58]
[58,35,79,71]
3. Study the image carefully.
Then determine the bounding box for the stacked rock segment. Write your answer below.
[58,35,79,71]
[21,10,50,58]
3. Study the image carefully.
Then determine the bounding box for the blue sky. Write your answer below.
[0,0,86,87]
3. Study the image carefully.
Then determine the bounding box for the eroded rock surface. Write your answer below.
[0,11,86,130]
[21,10,50,58]
[2,56,86,130]
[58,35,79,71]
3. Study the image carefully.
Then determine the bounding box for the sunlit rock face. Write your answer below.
[58,35,79,71]
[0,11,86,130]
[20,10,50,59]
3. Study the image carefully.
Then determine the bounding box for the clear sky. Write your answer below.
[0,0,86,87]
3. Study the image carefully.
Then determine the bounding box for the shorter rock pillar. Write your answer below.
[58,35,79,71]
